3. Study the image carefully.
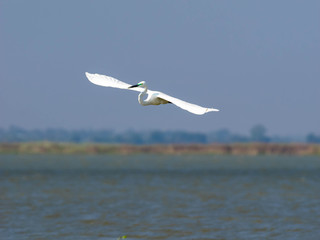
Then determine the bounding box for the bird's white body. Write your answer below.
[136,83,171,106]
[85,72,219,115]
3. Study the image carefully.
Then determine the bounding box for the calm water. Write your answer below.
[1,154,320,240]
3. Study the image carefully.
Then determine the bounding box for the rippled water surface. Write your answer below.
[1,154,320,240]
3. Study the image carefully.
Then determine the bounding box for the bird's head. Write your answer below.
[129,81,146,88]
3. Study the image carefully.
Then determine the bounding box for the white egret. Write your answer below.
[85,72,219,115]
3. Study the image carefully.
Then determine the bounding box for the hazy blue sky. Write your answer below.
[1,1,319,135]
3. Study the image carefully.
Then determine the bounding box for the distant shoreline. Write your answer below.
[0,142,320,155]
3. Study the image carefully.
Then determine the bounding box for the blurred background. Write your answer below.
[1,2,320,239]
[1,0,319,141]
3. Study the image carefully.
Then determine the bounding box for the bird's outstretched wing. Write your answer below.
[155,91,219,115]
[85,72,143,92]
[86,72,219,115]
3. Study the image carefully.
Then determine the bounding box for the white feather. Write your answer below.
[86,72,219,115]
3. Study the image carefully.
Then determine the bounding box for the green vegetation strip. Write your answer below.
[0,142,320,155]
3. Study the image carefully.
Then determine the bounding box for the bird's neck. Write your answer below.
[138,86,148,106]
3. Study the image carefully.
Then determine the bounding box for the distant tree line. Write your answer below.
[0,125,318,144]
[306,133,320,143]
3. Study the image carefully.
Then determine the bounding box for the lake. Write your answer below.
[1,154,320,239]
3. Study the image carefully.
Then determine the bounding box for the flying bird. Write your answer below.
[85,72,219,115]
